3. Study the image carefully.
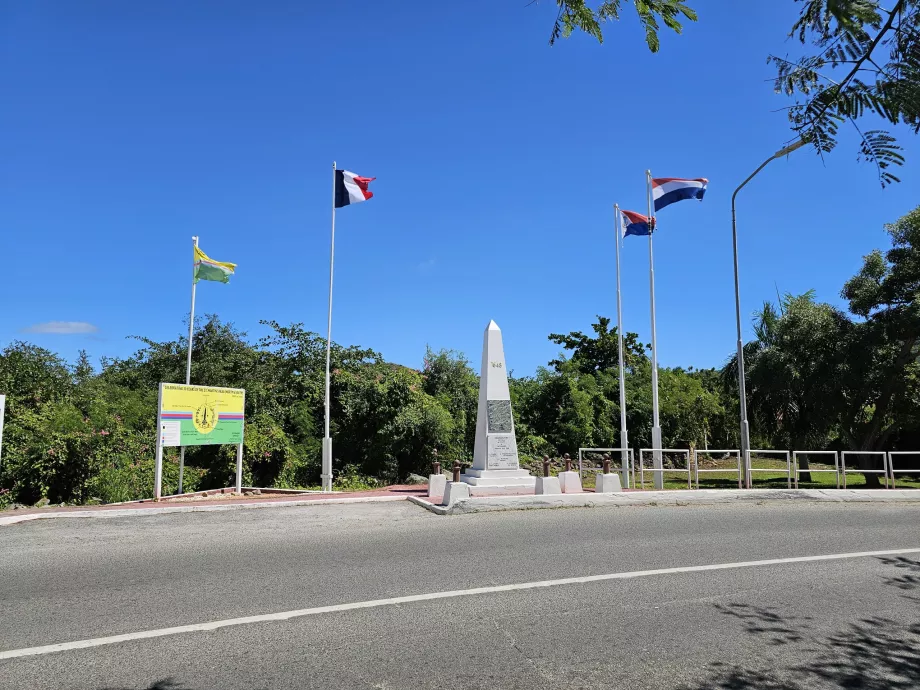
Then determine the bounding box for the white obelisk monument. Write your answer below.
[461,321,535,488]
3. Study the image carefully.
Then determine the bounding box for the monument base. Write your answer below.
[460,468,536,488]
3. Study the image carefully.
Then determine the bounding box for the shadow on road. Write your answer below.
[688,557,920,689]
[102,682,187,690]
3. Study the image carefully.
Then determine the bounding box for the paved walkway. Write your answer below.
[1,485,427,521]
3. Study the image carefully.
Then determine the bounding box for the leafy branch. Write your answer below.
[769,0,920,186]
[549,0,697,52]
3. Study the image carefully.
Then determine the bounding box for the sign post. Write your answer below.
[154,383,246,500]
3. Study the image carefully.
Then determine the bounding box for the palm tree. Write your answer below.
[723,293,834,481]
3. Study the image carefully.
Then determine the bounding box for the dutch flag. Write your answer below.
[334,170,376,208]
[652,177,708,212]
[621,210,654,238]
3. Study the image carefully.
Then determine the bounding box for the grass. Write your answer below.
[576,457,920,491]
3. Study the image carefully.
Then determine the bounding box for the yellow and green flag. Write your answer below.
[194,245,236,284]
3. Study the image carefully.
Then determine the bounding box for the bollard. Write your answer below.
[543,454,551,477]
[432,448,441,476]
[452,461,462,483]
[602,453,611,474]
[559,453,582,493]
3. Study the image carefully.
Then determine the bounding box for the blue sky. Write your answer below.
[2,1,917,377]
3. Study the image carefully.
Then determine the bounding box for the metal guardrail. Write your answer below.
[792,451,840,489]
[577,447,635,488]
[748,449,792,489]
[840,451,889,489]
[887,452,920,489]
[693,450,741,489]
[563,448,920,491]
[639,449,692,489]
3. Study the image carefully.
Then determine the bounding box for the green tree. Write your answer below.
[422,348,478,463]
[548,316,646,374]
[724,293,844,480]
[836,205,920,482]
[0,342,73,409]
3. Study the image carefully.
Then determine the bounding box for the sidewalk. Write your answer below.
[5,485,920,527]
[411,488,920,515]
[0,485,428,527]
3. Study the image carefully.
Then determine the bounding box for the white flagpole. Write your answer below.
[178,235,199,495]
[322,162,336,493]
[614,205,629,487]
[646,171,663,489]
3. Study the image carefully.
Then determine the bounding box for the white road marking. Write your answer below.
[2,546,918,661]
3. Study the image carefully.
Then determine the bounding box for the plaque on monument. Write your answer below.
[487,399,513,434]
[461,320,535,488]
[487,434,518,470]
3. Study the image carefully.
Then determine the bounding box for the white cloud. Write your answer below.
[22,321,100,335]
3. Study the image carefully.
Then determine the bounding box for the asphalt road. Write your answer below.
[2,500,920,689]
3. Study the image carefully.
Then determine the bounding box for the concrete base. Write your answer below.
[595,473,622,493]
[442,481,471,506]
[558,471,583,494]
[428,474,447,498]
[535,476,562,495]
[460,468,536,488]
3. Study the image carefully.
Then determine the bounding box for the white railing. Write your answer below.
[693,450,741,489]
[840,451,890,489]
[887,452,920,489]
[639,449,692,490]
[560,447,920,491]
[578,447,635,488]
[792,451,840,489]
[748,449,792,489]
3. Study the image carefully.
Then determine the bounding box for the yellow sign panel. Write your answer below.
[158,383,245,447]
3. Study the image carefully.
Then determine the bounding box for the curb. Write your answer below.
[0,495,408,527]
[408,488,920,515]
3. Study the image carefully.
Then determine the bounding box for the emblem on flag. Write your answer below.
[621,210,654,238]
[193,246,236,284]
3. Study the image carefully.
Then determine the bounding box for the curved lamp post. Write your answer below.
[732,138,807,488]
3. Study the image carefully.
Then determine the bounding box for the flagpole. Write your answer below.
[613,205,630,487]
[178,235,199,495]
[322,162,336,493]
[646,171,663,489]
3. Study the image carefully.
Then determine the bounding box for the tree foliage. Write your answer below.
[769,0,919,185]
[548,0,697,51]
[546,1,919,185]
[723,205,920,485]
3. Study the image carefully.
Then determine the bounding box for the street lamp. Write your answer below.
[731,138,807,488]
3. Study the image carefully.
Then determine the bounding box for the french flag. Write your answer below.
[621,210,654,238]
[334,170,375,208]
[652,177,708,212]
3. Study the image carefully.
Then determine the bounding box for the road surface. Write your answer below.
[2,500,919,689]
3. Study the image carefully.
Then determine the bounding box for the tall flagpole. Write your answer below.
[614,205,630,487]
[322,162,336,493]
[178,235,199,495]
[646,171,663,489]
